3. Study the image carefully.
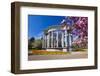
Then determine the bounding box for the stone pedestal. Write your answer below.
[46,49,61,51]
[63,49,68,52]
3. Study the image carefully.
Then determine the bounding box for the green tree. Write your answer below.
[30,37,35,42]
[33,39,42,49]
[28,37,35,49]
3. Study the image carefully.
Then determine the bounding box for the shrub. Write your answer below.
[73,48,86,52]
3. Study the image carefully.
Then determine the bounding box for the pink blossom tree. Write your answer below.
[71,17,88,48]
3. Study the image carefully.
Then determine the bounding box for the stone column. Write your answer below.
[62,31,64,48]
[52,31,54,48]
[44,36,46,48]
[69,34,72,46]
[63,30,68,52]
[53,31,56,48]
[47,32,50,48]
[56,31,58,48]
[68,34,72,52]
[51,31,54,48]
[65,30,67,47]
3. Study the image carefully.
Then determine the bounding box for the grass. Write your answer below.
[29,50,70,55]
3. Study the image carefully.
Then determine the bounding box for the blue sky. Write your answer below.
[28,15,65,39]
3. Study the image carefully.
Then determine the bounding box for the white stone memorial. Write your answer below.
[42,18,73,52]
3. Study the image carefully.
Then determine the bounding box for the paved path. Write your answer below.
[28,52,88,61]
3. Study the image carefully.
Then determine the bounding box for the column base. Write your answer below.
[46,49,61,51]
[62,49,68,52]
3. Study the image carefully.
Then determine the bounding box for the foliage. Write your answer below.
[61,17,88,49]
[28,37,42,50]
[72,44,87,52]
[30,37,35,42]
[33,39,42,49]
[73,48,87,52]
[28,37,35,49]
[71,17,88,46]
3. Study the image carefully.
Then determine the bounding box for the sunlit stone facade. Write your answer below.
[42,24,73,52]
